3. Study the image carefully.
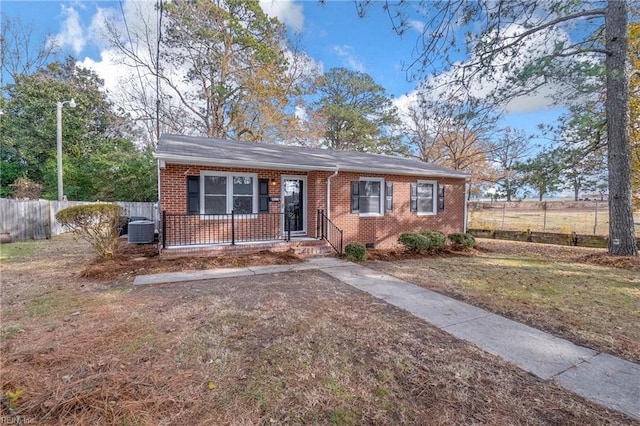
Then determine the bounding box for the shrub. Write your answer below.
[56,203,124,259]
[345,242,366,262]
[398,233,430,252]
[448,232,476,249]
[420,230,446,249]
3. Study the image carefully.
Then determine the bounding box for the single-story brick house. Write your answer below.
[155,134,469,254]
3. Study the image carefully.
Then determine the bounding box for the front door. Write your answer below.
[282,176,306,235]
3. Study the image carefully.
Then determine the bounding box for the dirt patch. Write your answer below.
[580,253,640,271]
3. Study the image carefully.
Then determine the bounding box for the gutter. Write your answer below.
[156,159,163,246]
[326,167,339,219]
[154,153,337,172]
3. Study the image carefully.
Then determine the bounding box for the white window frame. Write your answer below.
[200,171,258,217]
[358,177,385,217]
[416,180,437,216]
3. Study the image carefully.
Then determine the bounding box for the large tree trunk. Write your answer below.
[605,0,637,256]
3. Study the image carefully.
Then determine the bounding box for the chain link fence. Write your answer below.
[467,201,640,236]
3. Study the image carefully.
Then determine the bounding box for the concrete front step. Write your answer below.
[289,239,336,257]
[291,245,335,257]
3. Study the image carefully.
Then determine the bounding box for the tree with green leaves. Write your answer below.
[313,67,402,154]
[515,151,562,201]
[557,147,607,201]
[360,0,636,255]
[0,58,156,201]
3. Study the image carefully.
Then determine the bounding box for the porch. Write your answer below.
[160,210,343,256]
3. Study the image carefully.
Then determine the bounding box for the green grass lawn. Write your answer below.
[0,239,40,261]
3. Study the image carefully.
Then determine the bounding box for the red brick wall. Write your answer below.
[160,164,290,214]
[327,171,466,249]
[159,164,466,249]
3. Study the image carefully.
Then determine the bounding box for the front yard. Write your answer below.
[367,239,640,364]
[1,236,638,424]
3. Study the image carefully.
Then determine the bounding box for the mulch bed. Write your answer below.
[80,241,302,280]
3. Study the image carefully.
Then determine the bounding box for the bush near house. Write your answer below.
[448,232,476,249]
[420,230,446,249]
[398,231,446,253]
[56,203,123,259]
[345,242,367,262]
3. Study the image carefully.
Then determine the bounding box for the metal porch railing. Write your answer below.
[316,209,343,254]
[161,211,293,248]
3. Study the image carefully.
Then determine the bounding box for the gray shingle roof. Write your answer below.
[155,134,469,179]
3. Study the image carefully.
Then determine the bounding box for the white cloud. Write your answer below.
[284,48,323,81]
[333,45,365,73]
[403,22,598,115]
[294,104,307,121]
[259,0,304,33]
[51,5,87,55]
[77,50,131,97]
[87,6,119,51]
[392,91,418,119]
[407,19,425,34]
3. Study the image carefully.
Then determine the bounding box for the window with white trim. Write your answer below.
[200,172,257,214]
[351,177,385,216]
[410,180,437,215]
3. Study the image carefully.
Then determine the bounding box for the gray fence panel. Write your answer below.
[116,202,156,221]
[1,198,156,241]
[0,199,51,240]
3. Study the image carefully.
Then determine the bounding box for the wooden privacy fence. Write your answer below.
[0,198,157,241]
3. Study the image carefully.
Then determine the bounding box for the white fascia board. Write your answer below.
[336,166,469,179]
[153,153,337,172]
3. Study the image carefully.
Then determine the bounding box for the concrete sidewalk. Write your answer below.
[134,258,640,421]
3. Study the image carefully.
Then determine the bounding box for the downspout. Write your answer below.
[463,179,469,233]
[157,159,164,240]
[157,159,164,214]
[326,166,339,219]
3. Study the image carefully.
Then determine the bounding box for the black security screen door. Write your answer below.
[283,179,304,233]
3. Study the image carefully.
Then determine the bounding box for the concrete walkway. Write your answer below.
[134,257,640,421]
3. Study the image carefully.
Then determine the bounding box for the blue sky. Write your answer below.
[1,0,563,143]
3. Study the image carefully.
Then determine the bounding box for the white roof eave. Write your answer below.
[154,153,337,172]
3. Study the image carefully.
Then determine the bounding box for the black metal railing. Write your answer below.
[162,211,292,248]
[317,209,343,254]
